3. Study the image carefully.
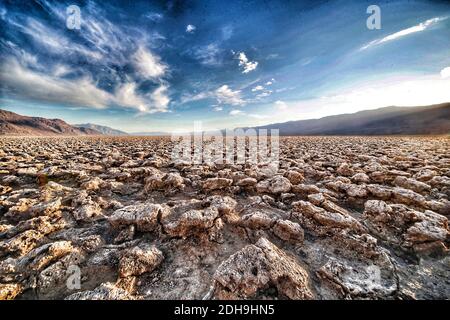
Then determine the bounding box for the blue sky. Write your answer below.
[1,0,450,132]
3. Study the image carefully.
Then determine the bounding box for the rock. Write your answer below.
[109,202,170,232]
[351,173,370,184]
[292,184,320,195]
[72,191,102,221]
[292,201,365,233]
[118,245,164,277]
[213,238,313,299]
[272,220,304,243]
[256,176,292,194]
[239,212,275,230]
[202,178,233,191]
[236,177,258,187]
[394,176,431,194]
[0,283,22,300]
[285,171,305,185]
[144,171,184,192]
[337,163,354,177]
[367,184,392,200]
[392,187,427,207]
[65,282,136,300]
[162,206,219,238]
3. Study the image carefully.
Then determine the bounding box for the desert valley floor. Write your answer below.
[0,136,449,300]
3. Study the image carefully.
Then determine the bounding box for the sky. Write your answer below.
[1,0,450,133]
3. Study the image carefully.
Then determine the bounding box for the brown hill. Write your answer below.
[0,109,102,136]
[245,103,450,135]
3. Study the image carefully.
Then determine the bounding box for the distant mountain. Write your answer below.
[244,103,450,135]
[0,109,102,136]
[75,123,128,136]
[129,132,171,136]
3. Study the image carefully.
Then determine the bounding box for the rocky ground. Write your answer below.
[0,136,449,300]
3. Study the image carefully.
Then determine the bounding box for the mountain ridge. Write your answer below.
[74,123,128,136]
[0,109,102,136]
[242,103,450,135]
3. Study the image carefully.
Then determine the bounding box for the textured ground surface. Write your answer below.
[0,136,449,300]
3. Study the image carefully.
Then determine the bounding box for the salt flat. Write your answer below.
[0,136,449,300]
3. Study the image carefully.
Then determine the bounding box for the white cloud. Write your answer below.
[114,83,170,113]
[256,90,272,99]
[229,109,244,116]
[248,113,269,119]
[0,57,169,114]
[237,52,258,73]
[0,58,110,109]
[133,46,167,79]
[114,82,148,112]
[186,24,196,33]
[216,85,245,105]
[213,106,223,111]
[252,85,264,92]
[440,66,450,79]
[275,100,288,111]
[149,85,170,112]
[360,17,448,50]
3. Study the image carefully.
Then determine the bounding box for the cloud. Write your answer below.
[360,17,448,50]
[440,66,450,79]
[252,85,264,92]
[256,90,272,99]
[229,109,244,116]
[236,52,258,73]
[114,83,170,113]
[0,57,169,113]
[0,58,111,109]
[275,100,288,110]
[186,24,196,33]
[192,44,222,66]
[248,113,269,119]
[213,106,223,111]
[133,46,167,79]
[8,17,103,60]
[216,85,244,105]
[114,82,148,112]
[149,85,170,112]
[145,12,163,22]
[221,25,233,40]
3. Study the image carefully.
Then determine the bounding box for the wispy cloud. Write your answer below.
[0,57,170,114]
[275,100,288,110]
[133,46,168,80]
[145,12,163,22]
[360,16,448,50]
[191,43,222,66]
[0,58,110,109]
[252,85,264,92]
[229,109,244,116]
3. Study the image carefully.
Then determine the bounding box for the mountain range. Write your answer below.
[245,103,450,135]
[74,123,128,136]
[0,109,101,136]
[1,103,449,136]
